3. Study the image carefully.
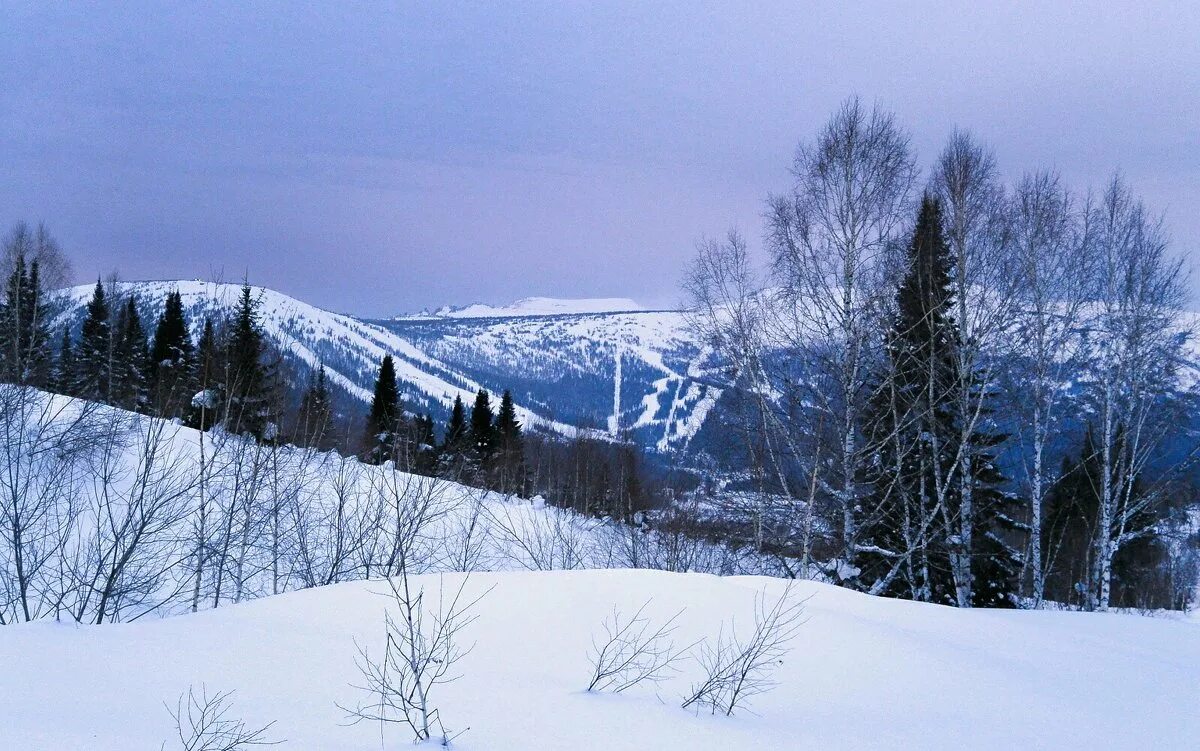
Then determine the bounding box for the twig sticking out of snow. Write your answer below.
[339,573,493,746]
[682,583,806,716]
[165,685,281,751]
[586,600,689,693]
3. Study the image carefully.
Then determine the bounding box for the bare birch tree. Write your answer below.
[765,96,917,579]
[1084,174,1189,611]
[1005,170,1092,605]
[927,130,1019,606]
[0,388,98,622]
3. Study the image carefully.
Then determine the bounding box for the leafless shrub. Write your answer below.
[586,599,688,693]
[442,487,492,573]
[0,387,104,623]
[166,685,281,751]
[340,573,492,746]
[682,583,806,716]
[374,468,454,577]
[79,412,199,623]
[484,501,595,571]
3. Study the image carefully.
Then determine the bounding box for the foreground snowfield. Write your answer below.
[2,569,1197,750]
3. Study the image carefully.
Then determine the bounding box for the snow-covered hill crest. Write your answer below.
[3,568,1197,749]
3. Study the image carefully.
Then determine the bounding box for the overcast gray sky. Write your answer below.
[2,2,1197,316]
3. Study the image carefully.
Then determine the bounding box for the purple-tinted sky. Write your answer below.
[2,2,1197,316]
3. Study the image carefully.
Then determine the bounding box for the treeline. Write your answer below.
[41,279,288,440]
[686,97,1199,612]
[360,353,672,520]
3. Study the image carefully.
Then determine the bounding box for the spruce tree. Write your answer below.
[858,196,1015,606]
[494,389,525,493]
[444,395,468,449]
[223,283,274,438]
[188,317,222,430]
[112,296,151,411]
[295,364,333,447]
[25,261,49,385]
[76,280,112,402]
[467,389,497,482]
[439,395,470,476]
[0,254,51,385]
[51,325,75,396]
[412,413,438,475]
[365,355,401,463]
[470,389,496,456]
[149,290,195,417]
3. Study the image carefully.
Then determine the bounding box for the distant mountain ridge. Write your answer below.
[420,296,647,319]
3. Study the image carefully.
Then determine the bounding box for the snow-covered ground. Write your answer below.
[2,569,1197,750]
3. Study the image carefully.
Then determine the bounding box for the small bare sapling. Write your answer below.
[682,583,805,716]
[340,573,492,746]
[586,599,688,693]
[166,685,281,751]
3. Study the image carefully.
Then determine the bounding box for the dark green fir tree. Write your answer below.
[223,283,275,438]
[365,354,400,463]
[858,196,1015,607]
[295,364,333,447]
[149,290,195,417]
[76,280,112,402]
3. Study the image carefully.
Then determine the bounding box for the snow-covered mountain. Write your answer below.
[57,282,722,452]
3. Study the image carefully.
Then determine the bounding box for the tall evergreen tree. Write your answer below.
[365,355,401,463]
[858,196,1015,606]
[295,364,333,447]
[444,395,468,449]
[76,280,112,402]
[470,389,496,456]
[0,255,51,385]
[51,325,75,396]
[149,290,195,417]
[494,389,525,494]
[412,413,439,475]
[438,395,470,476]
[223,283,274,438]
[112,296,151,411]
[467,388,497,483]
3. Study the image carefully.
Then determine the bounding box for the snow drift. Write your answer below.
[2,569,1197,750]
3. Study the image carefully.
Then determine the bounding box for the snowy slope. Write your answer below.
[2,569,1197,750]
[375,310,722,451]
[57,282,605,438]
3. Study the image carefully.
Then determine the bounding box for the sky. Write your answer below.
[2,2,1197,316]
